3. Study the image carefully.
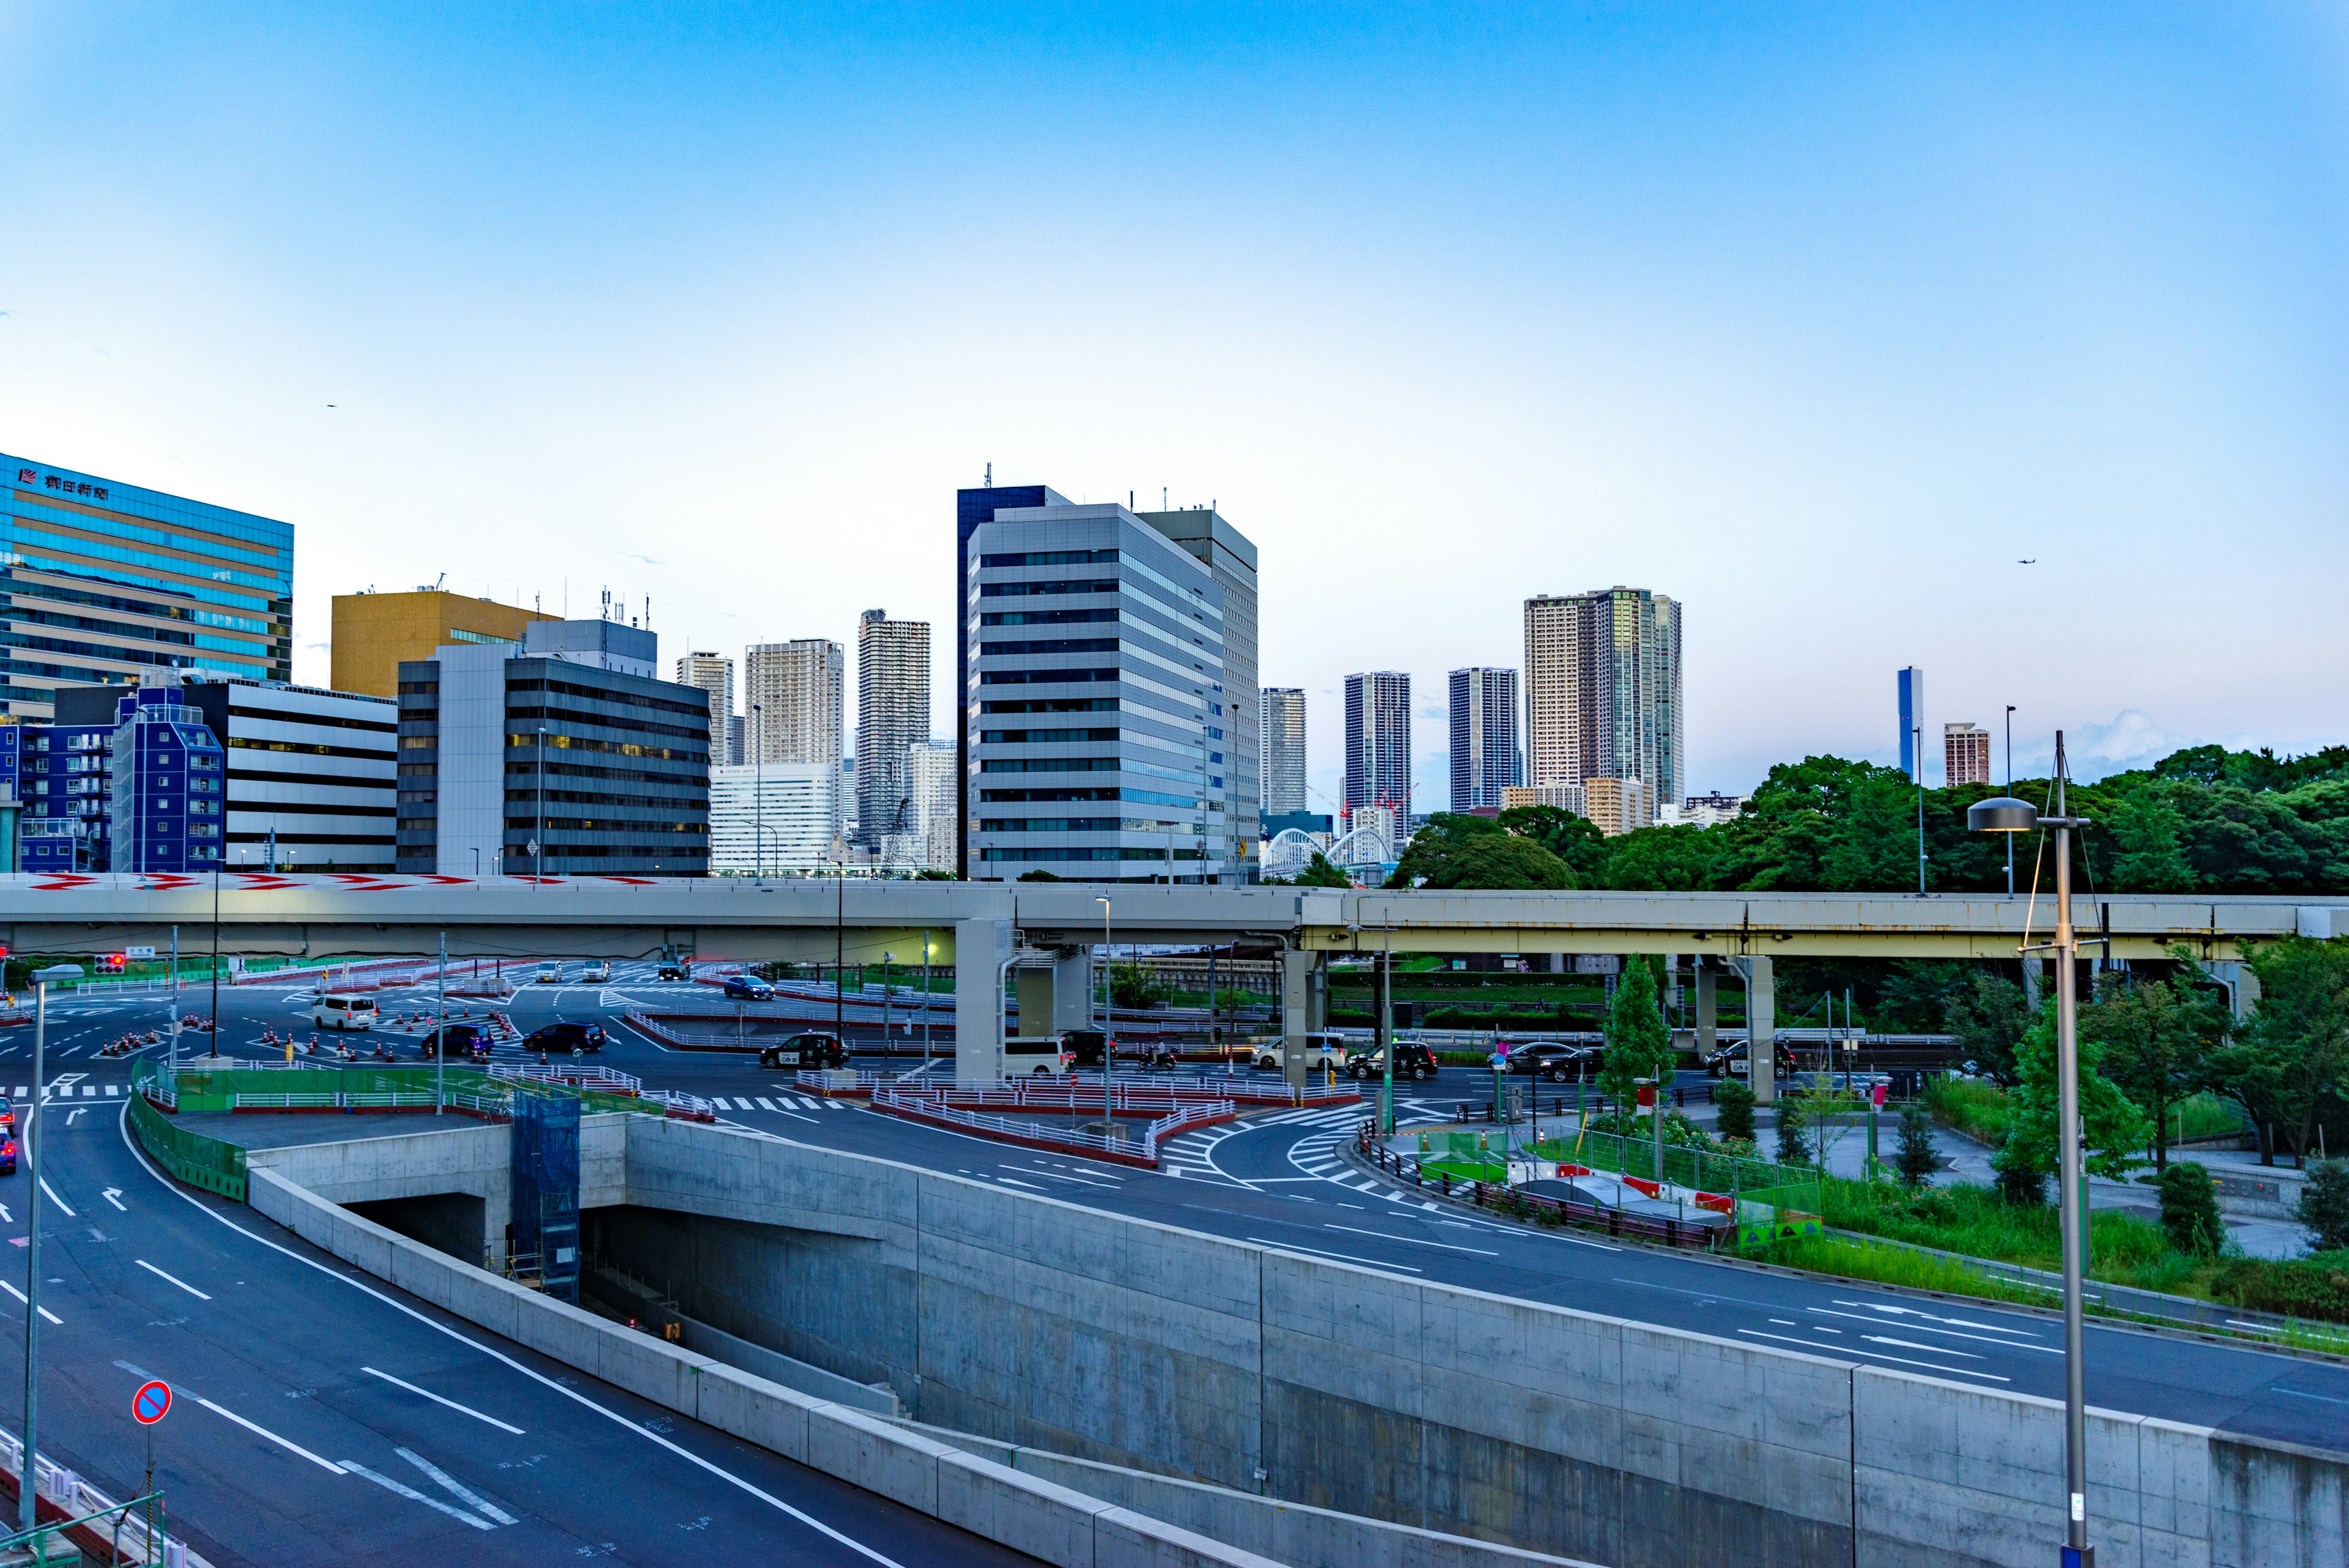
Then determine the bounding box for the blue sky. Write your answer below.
[3,4,2343,808]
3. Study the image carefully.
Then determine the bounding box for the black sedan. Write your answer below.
[1704,1040,1792,1080]
[757,1031,849,1071]
[524,1022,607,1055]
[418,1023,482,1059]
[1504,1041,1603,1081]
[1343,1042,1441,1082]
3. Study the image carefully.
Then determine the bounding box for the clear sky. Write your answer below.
[4,4,2343,809]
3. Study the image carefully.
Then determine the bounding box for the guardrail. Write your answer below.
[130,1063,246,1200]
[639,1088,718,1122]
[487,1063,641,1095]
[867,1081,1236,1168]
[0,1424,198,1568]
[1356,1130,1723,1249]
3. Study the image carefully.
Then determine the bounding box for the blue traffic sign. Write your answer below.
[133,1380,171,1425]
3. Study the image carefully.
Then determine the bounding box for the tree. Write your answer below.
[1774,1093,1811,1167]
[1016,869,1063,882]
[1894,1102,1949,1189]
[2156,1162,2224,1255]
[2087,969,2230,1170]
[2296,1159,2349,1252]
[1945,972,2030,1085]
[916,868,956,880]
[1714,1078,1756,1143]
[2211,937,2349,1167]
[1497,804,1610,883]
[2002,999,2154,1186]
[1109,961,1168,1010]
[1291,852,1353,888]
[1392,812,1576,890]
[1595,954,1672,1108]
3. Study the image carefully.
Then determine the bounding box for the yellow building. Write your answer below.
[330,590,556,698]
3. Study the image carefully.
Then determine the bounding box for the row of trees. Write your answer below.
[1382,741,2349,896]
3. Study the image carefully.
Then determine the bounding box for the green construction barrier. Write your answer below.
[128,1076,247,1202]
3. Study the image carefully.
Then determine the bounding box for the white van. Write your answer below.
[313,994,377,1031]
[536,961,563,984]
[1253,1032,1347,1072]
[1002,1035,1072,1076]
[582,960,612,983]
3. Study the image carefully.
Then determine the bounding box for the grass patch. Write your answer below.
[1758,1233,2054,1306]
[1923,1077,2010,1142]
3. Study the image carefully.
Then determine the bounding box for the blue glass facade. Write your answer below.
[1,453,294,718]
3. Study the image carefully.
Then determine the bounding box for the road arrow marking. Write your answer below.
[102,1189,126,1211]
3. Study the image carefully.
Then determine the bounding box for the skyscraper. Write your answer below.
[744,638,844,835]
[957,481,1073,876]
[905,738,958,872]
[1343,672,1412,822]
[855,609,930,846]
[965,497,1242,882]
[1897,667,1926,781]
[1140,507,1259,872]
[1944,722,1992,787]
[1448,667,1522,812]
[1523,587,1682,829]
[674,650,734,768]
[2,452,293,716]
[1260,688,1307,818]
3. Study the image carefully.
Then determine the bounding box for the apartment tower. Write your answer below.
[854,610,930,847]
[1523,587,1682,830]
[1260,688,1307,817]
[1448,666,1522,812]
[744,638,844,834]
[1343,672,1412,822]
[674,651,735,768]
[1945,722,1993,787]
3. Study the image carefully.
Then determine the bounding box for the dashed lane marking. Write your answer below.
[363,1367,525,1433]
[199,1397,345,1473]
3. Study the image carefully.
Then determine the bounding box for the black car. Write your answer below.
[1064,1029,1110,1068]
[1343,1042,1439,1082]
[418,1023,482,1059]
[1704,1040,1791,1080]
[1504,1041,1602,1082]
[757,1031,848,1070]
[524,1022,607,1055]
[657,962,688,981]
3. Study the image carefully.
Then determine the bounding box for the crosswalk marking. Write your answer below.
[754,1097,776,1110]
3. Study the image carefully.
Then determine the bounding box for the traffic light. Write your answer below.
[96,953,127,975]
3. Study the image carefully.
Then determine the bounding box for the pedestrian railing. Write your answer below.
[0,1425,191,1568]
[867,1080,1235,1167]
[487,1063,642,1095]
[640,1088,718,1121]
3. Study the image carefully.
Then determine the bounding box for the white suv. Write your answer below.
[312,994,377,1031]
[1252,1033,1348,1072]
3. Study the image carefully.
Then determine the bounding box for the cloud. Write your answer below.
[618,552,666,567]
[303,641,330,651]
[2006,710,2265,782]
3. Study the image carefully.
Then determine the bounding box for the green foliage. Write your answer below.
[1924,1076,2013,1142]
[2156,1162,2224,1255]
[1714,1078,1756,1143]
[2298,1160,2349,1252]
[1015,869,1063,882]
[1894,1102,1948,1189]
[2212,937,2349,1165]
[1291,852,1353,888]
[2088,972,2231,1170]
[2002,999,2153,1184]
[1496,804,1609,882]
[1391,812,1575,890]
[2210,1250,2349,1325]
[1945,973,2030,1085]
[916,868,956,880]
[1596,953,1672,1104]
[1775,1094,1811,1167]
[1108,961,1170,1009]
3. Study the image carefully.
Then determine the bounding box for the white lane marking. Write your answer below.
[995,1177,1048,1191]
[2274,1386,2349,1406]
[398,1446,518,1524]
[1736,1329,2011,1382]
[136,1259,212,1299]
[38,1179,74,1217]
[198,1397,346,1472]
[1865,1333,1985,1360]
[0,1279,62,1324]
[340,1458,494,1528]
[362,1367,525,1434]
[754,1098,777,1111]
[102,1188,127,1211]
[121,1109,910,1567]
[1831,1298,2044,1338]
[1245,1236,1424,1272]
[1321,1223,1498,1255]
[1807,1307,2060,1353]
[998,1166,1119,1189]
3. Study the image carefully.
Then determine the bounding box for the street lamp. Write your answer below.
[535,724,549,880]
[751,702,765,879]
[2005,705,2019,897]
[20,962,81,1537]
[832,851,846,1047]
[1347,920,1398,1135]
[1096,897,1112,1104]
[1969,732,2091,1568]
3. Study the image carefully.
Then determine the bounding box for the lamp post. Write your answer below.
[751,702,765,879]
[1969,735,2093,1568]
[20,962,81,1536]
[2005,705,2018,897]
[1346,920,1398,1135]
[921,930,933,1073]
[881,951,894,1050]
[1096,897,1112,1105]
[832,852,846,1049]
[535,724,549,880]
[1913,716,1928,896]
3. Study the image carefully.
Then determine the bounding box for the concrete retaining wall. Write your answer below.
[247,1166,1284,1568]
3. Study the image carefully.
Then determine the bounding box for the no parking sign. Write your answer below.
[133,1380,171,1425]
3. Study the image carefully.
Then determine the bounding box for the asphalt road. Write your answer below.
[21,964,2348,1564]
[0,986,1038,1567]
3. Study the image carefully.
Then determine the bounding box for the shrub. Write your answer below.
[2297,1159,2349,1252]
[2211,1251,2349,1325]
[1715,1079,1756,1143]
[1925,1076,2013,1142]
[2157,1162,2224,1255]
[1991,1134,2045,1206]
[1894,1102,1949,1189]
[1774,1095,1811,1167]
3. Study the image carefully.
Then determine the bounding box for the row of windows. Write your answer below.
[977,549,1118,568]
[504,787,707,810]
[10,488,292,554]
[502,817,707,835]
[976,786,1203,808]
[4,631,268,676]
[977,667,1118,686]
[2,549,281,620]
[980,728,1118,744]
[979,757,1119,774]
[978,608,1118,628]
[8,502,289,574]
[505,705,709,744]
[7,523,287,595]
[512,677,707,722]
[978,847,1203,862]
[231,736,396,764]
[503,733,705,764]
[979,638,1119,658]
[979,818,1198,834]
[228,704,396,734]
[980,697,1118,715]
[978,579,1118,598]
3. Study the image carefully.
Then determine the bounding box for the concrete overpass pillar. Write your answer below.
[1281,948,1312,1089]
[1052,946,1095,1031]
[1695,957,1718,1058]
[2200,959,2262,1022]
[2022,955,2043,1010]
[956,917,1015,1084]
[1747,954,1776,1105]
[1015,965,1053,1040]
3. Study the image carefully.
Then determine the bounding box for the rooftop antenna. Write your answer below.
[1162,486,1167,510]
[434,572,445,590]
[984,461,992,488]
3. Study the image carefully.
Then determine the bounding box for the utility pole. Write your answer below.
[20,964,80,1536]
[752,702,765,879]
[2005,704,2018,897]
[435,932,447,1115]
[535,724,549,881]
[1914,716,1928,896]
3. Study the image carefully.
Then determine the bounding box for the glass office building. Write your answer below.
[966,501,1236,883]
[2,453,294,718]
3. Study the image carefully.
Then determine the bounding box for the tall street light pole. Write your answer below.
[1913,716,1928,896]
[1970,737,2092,1567]
[20,962,81,1536]
[2005,704,2018,897]
[535,724,549,880]
[1096,897,1112,1101]
[752,702,765,879]
[833,853,845,1045]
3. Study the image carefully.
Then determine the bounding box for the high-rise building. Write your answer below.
[745,637,844,833]
[956,481,1074,876]
[1343,672,1412,822]
[855,610,930,847]
[906,738,958,872]
[1945,722,1993,787]
[1448,667,1522,813]
[674,651,734,768]
[2,452,294,717]
[1523,587,1682,828]
[965,497,1241,882]
[726,713,745,767]
[1139,508,1258,873]
[396,620,710,877]
[708,762,836,874]
[1260,688,1307,819]
[332,589,555,699]
[104,686,227,874]
[1898,667,1926,781]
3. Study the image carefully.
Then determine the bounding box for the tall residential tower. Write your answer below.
[854,610,930,847]
[1343,671,1412,825]
[1260,688,1307,817]
[1449,666,1522,812]
[1523,587,1682,830]
[674,651,735,768]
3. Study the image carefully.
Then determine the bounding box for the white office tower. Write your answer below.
[855,609,931,848]
[709,762,838,874]
[1260,687,1307,816]
[674,650,734,766]
[744,637,844,834]
[906,738,959,872]
[1523,587,1682,829]
[1138,507,1260,874]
